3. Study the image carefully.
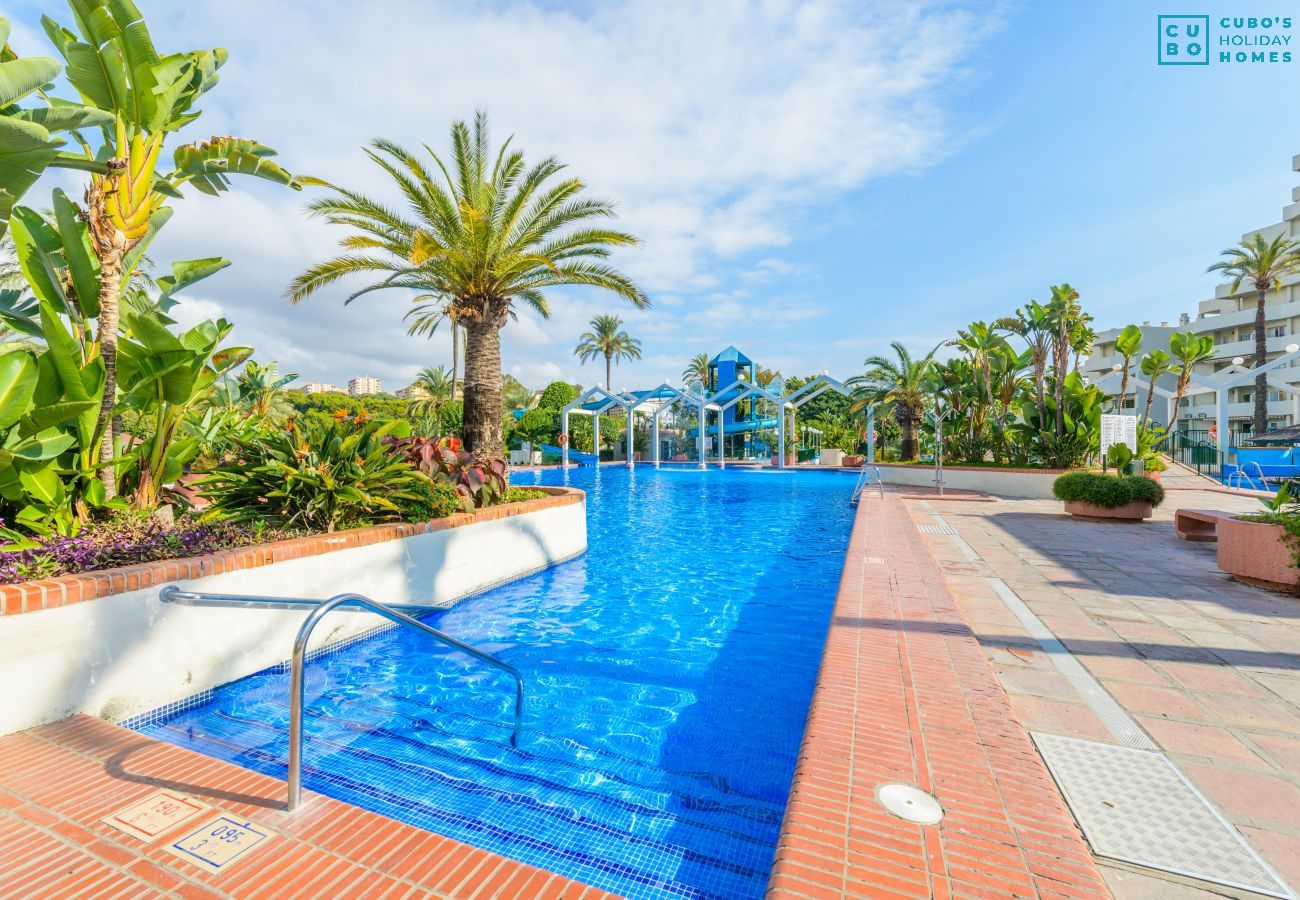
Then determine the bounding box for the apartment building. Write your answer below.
[301,381,345,395]
[1082,153,1300,443]
[348,376,382,396]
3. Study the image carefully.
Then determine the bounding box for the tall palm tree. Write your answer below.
[408,365,455,419]
[682,353,710,388]
[997,300,1052,426]
[1113,324,1143,414]
[1207,233,1300,435]
[574,314,642,391]
[848,341,940,461]
[290,113,647,460]
[1139,349,1173,427]
[1047,283,1084,436]
[951,321,1007,426]
[1169,332,1216,422]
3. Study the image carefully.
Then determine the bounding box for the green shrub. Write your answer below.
[397,480,464,521]
[503,487,546,503]
[1052,472,1164,509]
[198,414,424,532]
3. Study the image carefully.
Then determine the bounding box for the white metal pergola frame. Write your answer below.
[559,373,857,470]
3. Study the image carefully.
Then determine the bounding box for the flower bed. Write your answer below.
[1053,472,1164,521]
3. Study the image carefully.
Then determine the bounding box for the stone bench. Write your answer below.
[1174,508,1237,542]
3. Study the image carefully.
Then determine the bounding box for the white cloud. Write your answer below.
[26,0,1001,389]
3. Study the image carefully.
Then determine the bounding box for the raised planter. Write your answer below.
[1218,516,1300,592]
[841,455,864,468]
[0,487,586,735]
[1063,499,1153,521]
[770,453,797,466]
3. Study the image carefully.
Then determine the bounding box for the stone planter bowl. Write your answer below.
[1218,516,1300,592]
[1063,499,1153,521]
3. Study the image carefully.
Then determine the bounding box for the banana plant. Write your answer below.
[115,309,251,510]
[23,0,302,498]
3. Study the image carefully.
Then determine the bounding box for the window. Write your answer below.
[1271,325,1287,338]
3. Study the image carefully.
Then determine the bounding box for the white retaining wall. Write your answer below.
[0,500,585,735]
[876,464,1060,499]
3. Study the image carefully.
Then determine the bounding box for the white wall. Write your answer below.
[877,464,1059,499]
[0,501,585,735]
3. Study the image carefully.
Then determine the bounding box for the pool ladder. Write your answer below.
[1226,460,1268,491]
[851,464,885,504]
[159,586,525,811]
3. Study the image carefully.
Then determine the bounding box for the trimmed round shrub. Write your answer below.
[1052,473,1165,509]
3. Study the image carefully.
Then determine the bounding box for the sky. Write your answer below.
[11,1,1300,392]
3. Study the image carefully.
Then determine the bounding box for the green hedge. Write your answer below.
[1052,473,1164,509]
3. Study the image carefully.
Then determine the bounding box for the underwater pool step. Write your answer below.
[145,717,774,900]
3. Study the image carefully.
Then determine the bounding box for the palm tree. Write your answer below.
[407,365,455,419]
[236,360,298,418]
[997,300,1052,427]
[1113,324,1143,413]
[1047,284,1084,436]
[1207,233,1300,435]
[682,353,710,388]
[1139,349,1173,427]
[1169,332,1216,421]
[952,321,1008,427]
[848,341,940,461]
[574,314,642,391]
[290,113,647,460]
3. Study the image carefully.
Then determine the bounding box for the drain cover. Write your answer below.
[877,783,943,824]
[1033,733,1292,898]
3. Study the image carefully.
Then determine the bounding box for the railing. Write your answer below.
[159,586,525,811]
[1155,430,1224,482]
[1225,460,1268,491]
[851,465,885,503]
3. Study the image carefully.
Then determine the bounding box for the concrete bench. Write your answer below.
[1174,509,1237,542]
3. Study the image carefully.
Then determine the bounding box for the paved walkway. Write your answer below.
[910,489,1300,896]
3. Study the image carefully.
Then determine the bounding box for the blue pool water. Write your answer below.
[133,465,856,898]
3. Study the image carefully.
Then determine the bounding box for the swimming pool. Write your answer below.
[133,465,856,899]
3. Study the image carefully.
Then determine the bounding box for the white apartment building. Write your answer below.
[393,385,415,400]
[301,381,345,395]
[1082,153,1300,444]
[348,376,382,396]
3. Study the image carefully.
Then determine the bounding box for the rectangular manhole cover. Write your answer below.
[1033,733,1292,898]
[101,790,209,842]
[917,524,956,535]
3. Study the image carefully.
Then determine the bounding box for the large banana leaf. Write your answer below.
[0,116,65,238]
[0,350,37,429]
[52,187,100,318]
[155,256,229,302]
[0,54,59,107]
[9,206,70,313]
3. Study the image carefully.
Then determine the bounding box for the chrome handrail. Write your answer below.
[159,586,525,811]
[1226,460,1268,491]
[851,464,885,503]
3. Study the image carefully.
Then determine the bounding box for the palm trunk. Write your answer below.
[462,321,504,461]
[605,354,612,392]
[95,251,125,500]
[1254,286,1268,436]
[900,412,918,461]
[1054,327,1067,437]
[1118,365,1129,414]
[1141,379,1157,427]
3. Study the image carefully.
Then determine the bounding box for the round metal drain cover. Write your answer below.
[877,783,944,824]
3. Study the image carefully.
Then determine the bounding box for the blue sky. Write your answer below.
[12,1,1300,391]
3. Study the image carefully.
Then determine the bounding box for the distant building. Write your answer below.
[348,376,382,396]
[301,382,345,394]
[394,385,416,400]
[1082,152,1300,443]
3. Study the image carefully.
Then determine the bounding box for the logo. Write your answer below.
[1159,15,1210,64]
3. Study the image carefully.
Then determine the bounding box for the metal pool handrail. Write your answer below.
[159,586,526,811]
[851,464,885,503]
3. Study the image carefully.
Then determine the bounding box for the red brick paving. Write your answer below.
[767,490,1110,898]
[0,716,608,898]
